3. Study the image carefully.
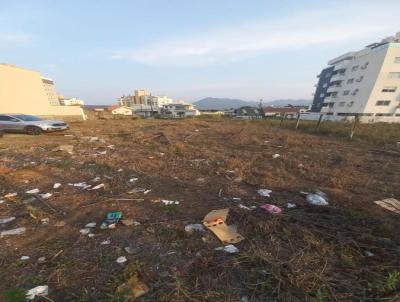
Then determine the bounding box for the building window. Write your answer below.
[388,72,400,78]
[347,78,354,84]
[360,62,369,70]
[382,86,397,92]
[325,73,331,78]
[343,90,350,96]
[320,93,325,98]
[322,83,328,88]
[351,65,359,72]
[356,75,364,82]
[394,57,400,63]
[347,101,354,107]
[338,102,345,107]
[376,100,391,106]
[351,89,359,96]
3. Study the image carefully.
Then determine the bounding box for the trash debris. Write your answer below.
[41,218,50,225]
[143,189,152,194]
[129,178,138,183]
[52,144,74,154]
[116,256,127,264]
[287,202,297,209]
[374,198,400,214]
[257,189,272,197]
[121,219,135,226]
[89,183,105,190]
[85,222,96,228]
[68,182,91,189]
[53,183,61,189]
[38,257,46,263]
[80,228,91,235]
[96,150,107,155]
[215,244,239,254]
[26,188,40,194]
[92,176,101,182]
[26,285,48,300]
[161,199,180,205]
[20,256,30,261]
[101,240,111,245]
[124,246,138,254]
[39,193,52,199]
[1,227,26,237]
[100,211,122,229]
[364,251,375,257]
[0,199,4,204]
[203,208,245,244]
[260,204,283,214]
[118,168,124,172]
[54,221,66,227]
[306,191,329,206]
[88,233,95,238]
[4,192,17,198]
[272,154,281,159]
[185,224,205,233]
[0,216,16,224]
[238,204,256,211]
[116,275,149,300]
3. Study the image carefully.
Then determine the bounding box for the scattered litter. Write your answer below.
[306,191,329,206]
[4,192,17,198]
[100,211,122,229]
[20,256,30,261]
[38,257,46,263]
[215,244,239,254]
[92,176,101,182]
[118,168,124,172]
[124,246,138,254]
[41,218,50,225]
[88,233,95,238]
[69,182,90,189]
[1,227,26,237]
[260,204,283,214]
[80,228,91,235]
[52,144,74,154]
[203,208,245,244]
[0,200,4,204]
[232,197,241,201]
[185,224,205,233]
[365,251,375,257]
[101,240,111,245]
[116,256,127,264]
[88,136,99,142]
[39,193,52,199]
[161,200,180,205]
[107,144,115,149]
[143,189,152,194]
[272,154,281,159]
[53,183,61,189]
[257,189,272,197]
[26,188,40,194]
[129,178,138,183]
[0,216,16,224]
[287,203,297,209]
[89,183,105,190]
[85,222,96,228]
[96,150,107,155]
[238,204,255,211]
[26,285,48,300]
[374,198,400,214]
[116,275,149,299]
[121,219,134,226]
[54,221,66,227]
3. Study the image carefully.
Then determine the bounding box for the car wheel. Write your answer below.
[25,126,42,135]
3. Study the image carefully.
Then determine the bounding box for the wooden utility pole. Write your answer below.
[280,113,286,127]
[349,115,359,139]
[295,112,301,130]
[316,114,324,131]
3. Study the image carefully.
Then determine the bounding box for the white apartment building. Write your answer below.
[161,103,200,118]
[314,32,400,123]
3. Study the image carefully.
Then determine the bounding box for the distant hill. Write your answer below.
[193,97,311,110]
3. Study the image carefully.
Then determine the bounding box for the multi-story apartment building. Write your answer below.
[0,64,84,119]
[60,97,85,106]
[41,77,60,106]
[312,32,400,122]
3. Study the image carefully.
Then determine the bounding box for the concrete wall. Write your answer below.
[0,64,84,119]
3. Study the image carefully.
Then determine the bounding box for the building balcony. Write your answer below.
[330,73,346,82]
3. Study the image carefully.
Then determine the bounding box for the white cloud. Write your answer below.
[110,6,400,66]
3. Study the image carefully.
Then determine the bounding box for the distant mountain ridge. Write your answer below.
[193,97,311,110]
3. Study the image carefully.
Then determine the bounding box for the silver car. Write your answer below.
[0,114,69,135]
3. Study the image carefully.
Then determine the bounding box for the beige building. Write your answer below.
[41,77,60,106]
[0,64,84,120]
[60,97,85,106]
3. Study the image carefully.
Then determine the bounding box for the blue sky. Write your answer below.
[1,0,400,105]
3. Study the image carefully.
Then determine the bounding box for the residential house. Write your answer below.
[161,103,200,118]
[234,106,263,119]
[108,106,134,115]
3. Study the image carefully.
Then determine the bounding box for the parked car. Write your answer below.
[0,114,69,135]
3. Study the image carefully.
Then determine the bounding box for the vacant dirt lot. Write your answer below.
[0,118,399,301]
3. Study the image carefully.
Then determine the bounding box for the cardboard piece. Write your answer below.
[203,208,244,244]
[374,198,400,214]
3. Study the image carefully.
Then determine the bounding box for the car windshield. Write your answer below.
[13,115,44,121]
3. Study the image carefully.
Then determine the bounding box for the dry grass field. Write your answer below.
[0,117,399,301]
